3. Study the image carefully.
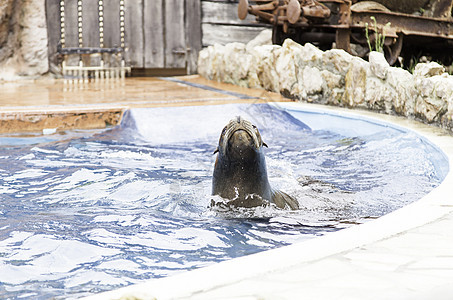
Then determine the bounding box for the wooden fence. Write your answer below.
[46,0,267,75]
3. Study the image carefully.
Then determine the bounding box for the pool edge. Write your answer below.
[0,106,127,134]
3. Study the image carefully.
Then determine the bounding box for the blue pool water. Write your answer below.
[0,103,448,299]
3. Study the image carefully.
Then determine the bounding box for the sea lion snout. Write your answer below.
[227,129,256,160]
[219,116,263,155]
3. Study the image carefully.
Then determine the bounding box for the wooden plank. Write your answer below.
[45,0,61,72]
[60,1,80,65]
[64,1,79,48]
[185,0,202,74]
[103,0,120,48]
[82,1,100,48]
[82,1,101,66]
[165,0,186,68]
[125,0,144,67]
[201,1,257,25]
[144,0,164,68]
[202,23,269,46]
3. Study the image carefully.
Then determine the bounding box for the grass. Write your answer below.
[365,16,391,53]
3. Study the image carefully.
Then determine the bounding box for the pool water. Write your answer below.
[0,103,447,299]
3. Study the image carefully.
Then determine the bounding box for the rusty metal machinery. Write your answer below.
[238,0,453,66]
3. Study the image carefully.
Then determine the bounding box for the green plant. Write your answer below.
[365,16,391,53]
[408,56,419,74]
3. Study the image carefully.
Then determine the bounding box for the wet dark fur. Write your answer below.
[212,117,299,210]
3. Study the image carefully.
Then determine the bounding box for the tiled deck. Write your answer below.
[1,76,452,299]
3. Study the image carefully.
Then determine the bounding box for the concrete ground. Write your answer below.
[1,76,452,299]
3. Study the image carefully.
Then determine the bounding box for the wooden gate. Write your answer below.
[46,0,201,75]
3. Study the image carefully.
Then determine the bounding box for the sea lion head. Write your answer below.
[215,116,267,161]
[212,117,298,210]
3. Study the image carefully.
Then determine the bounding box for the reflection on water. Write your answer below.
[0,103,446,298]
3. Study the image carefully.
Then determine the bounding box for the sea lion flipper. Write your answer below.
[272,190,299,210]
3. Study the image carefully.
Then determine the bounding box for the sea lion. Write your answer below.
[212,116,299,210]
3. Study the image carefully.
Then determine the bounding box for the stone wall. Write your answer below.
[198,30,453,131]
[0,0,48,80]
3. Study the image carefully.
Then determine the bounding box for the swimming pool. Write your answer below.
[0,102,447,298]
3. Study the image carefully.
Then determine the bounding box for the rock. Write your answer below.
[274,40,325,100]
[433,76,453,100]
[386,67,416,116]
[0,0,48,80]
[246,29,272,52]
[198,44,225,81]
[414,75,451,123]
[413,62,445,78]
[441,92,453,129]
[342,57,368,107]
[299,42,323,66]
[415,95,448,123]
[275,39,303,97]
[222,42,249,86]
[197,45,214,79]
[368,51,389,80]
[321,70,343,105]
[0,0,14,50]
[321,70,342,90]
[250,45,281,92]
[322,49,353,76]
[301,66,323,97]
[196,29,453,133]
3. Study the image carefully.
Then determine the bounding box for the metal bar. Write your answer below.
[77,0,83,66]
[119,0,126,77]
[58,47,124,55]
[62,65,131,72]
[351,11,453,40]
[336,28,351,52]
[249,2,277,11]
[98,0,104,48]
[252,10,274,22]
[60,0,65,48]
[77,0,83,48]
[119,0,125,49]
